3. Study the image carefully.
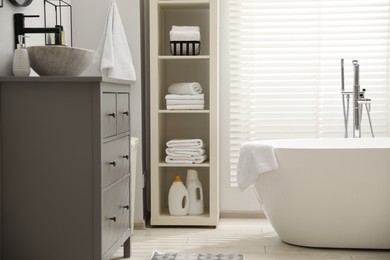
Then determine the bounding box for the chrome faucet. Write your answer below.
[352,60,361,137]
[341,59,374,138]
[14,13,62,49]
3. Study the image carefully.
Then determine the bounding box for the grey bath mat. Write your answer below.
[150,251,244,260]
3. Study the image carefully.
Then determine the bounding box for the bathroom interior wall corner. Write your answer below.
[71,0,144,224]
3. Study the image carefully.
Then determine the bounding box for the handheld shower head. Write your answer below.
[341,58,345,91]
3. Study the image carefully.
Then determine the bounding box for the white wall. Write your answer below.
[71,0,144,224]
[0,0,52,75]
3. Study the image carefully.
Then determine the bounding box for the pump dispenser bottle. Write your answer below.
[13,35,30,76]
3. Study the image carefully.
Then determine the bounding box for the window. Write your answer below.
[229,0,390,186]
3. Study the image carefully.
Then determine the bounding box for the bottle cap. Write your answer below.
[174,175,182,182]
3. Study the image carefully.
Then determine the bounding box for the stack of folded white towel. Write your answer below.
[165,139,207,164]
[170,25,201,55]
[165,82,204,110]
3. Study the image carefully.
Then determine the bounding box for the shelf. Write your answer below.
[158,0,209,9]
[150,0,218,227]
[159,162,210,167]
[159,110,210,114]
[158,55,210,60]
[151,208,215,226]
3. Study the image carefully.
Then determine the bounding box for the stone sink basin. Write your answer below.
[27,46,95,76]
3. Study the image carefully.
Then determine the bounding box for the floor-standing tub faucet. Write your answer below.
[352,60,361,138]
[341,59,374,138]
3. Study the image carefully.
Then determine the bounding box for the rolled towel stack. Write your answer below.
[166,82,204,110]
[170,26,201,55]
[165,139,207,164]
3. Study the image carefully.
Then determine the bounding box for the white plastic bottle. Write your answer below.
[186,169,204,215]
[13,35,30,77]
[168,175,189,216]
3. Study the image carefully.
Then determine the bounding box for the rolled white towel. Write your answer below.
[166,139,205,148]
[167,104,204,110]
[168,82,203,95]
[165,94,204,100]
[166,148,206,156]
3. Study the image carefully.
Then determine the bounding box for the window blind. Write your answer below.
[229,0,390,186]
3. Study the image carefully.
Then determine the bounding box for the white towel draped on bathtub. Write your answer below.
[237,141,278,191]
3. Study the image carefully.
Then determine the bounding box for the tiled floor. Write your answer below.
[112,218,390,260]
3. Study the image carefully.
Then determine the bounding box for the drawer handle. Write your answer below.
[123,111,129,116]
[122,205,130,210]
[109,161,117,167]
[108,112,116,118]
[109,216,117,222]
[123,155,129,160]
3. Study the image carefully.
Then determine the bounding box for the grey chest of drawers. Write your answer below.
[0,77,132,260]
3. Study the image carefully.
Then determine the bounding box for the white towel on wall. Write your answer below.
[166,139,205,148]
[165,94,204,100]
[237,141,278,191]
[94,0,136,81]
[168,82,203,95]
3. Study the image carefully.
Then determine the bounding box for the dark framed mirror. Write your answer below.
[9,0,33,7]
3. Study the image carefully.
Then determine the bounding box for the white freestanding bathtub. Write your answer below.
[251,138,390,249]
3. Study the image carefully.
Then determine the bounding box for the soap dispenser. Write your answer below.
[13,35,30,77]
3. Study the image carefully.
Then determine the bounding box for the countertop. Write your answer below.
[0,76,133,85]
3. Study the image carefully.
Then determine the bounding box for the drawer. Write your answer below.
[117,93,130,134]
[102,93,117,138]
[102,136,130,188]
[102,177,130,255]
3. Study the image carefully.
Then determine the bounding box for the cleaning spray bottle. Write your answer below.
[13,35,30,77]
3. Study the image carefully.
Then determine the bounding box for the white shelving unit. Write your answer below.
[150,0,219,226]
